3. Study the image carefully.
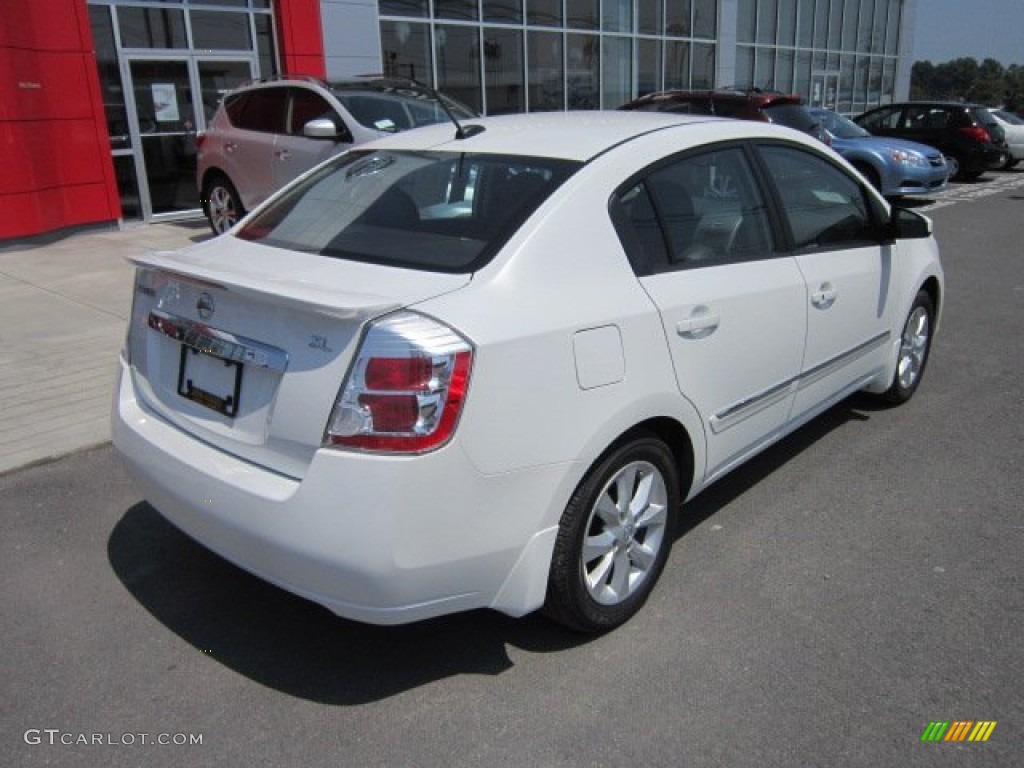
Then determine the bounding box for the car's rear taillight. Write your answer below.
[959,125,991,143]
[324,312,473,453]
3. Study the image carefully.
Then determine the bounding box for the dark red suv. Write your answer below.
[619,88,828,143]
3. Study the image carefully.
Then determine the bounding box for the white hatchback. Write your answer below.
[114,111,943,633]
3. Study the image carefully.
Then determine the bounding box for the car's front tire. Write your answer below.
[544,435,678,633]
[202,175,244,235]
[880,290,935,404]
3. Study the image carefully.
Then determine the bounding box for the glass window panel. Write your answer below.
[693,0,716,39]
[638,38,663,96]
[871,0,887,52]
[737,0,755,43]
[483,28,523,114]
[757,0,777,44]
[527,0,561,26]
[255,14,277,78]
[603,0,632,33]
[380,0,430,18]
[776,48,794,93]
[89,6,131,150]
[857,0,873,52]
[814,0,829,48]
[484,0,522,23]
[601,36,631,108]
[691,42,714,88]
[735,46,754,89]
[117,7,186,49]
[797,0,814,47]
[827,0,842,48]
[638,0,663,36]
[566,0,598,30]
[436,0,479,22]
[842,0,858,50]
[838,53,854,113]
[199,0,247,6]
[436,25,482,113]
[795,50,811,101]
[778,0,796,46]
[381,21,433,85]
[566,34,599,108]
[885,0,900,55]
[664,40,690,89]
[191,11,252,50]
[113,155,143,221]
[854,55,869,105]
[665,0,690,36]
[528,30,563,111]
[881,57,895,103]
[755,48,774,90]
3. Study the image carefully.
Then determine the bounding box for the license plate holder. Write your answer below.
[177,344,243,418]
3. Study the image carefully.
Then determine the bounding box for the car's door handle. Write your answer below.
[224,141,237,153]
[811,283,837,309]
[676,307,720,339]
[275,149,291,161]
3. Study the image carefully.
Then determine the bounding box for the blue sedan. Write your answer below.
[810,108,949,197]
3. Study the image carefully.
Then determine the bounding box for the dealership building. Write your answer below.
[2,0,921,239]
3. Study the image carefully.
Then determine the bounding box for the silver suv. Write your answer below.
[197,77,476,234]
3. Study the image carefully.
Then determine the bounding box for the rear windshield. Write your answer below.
[236,150,580,273]
[762,103,819,131]
[332,87,476,132]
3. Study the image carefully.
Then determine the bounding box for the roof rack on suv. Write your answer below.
[236,74,328,90]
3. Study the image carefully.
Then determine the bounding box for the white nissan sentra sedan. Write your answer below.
[113,111,943,633]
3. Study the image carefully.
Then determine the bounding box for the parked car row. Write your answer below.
[619,88,1017,196]
[196,79,1019,234]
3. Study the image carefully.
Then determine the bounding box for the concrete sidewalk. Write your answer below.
[0,220,211,475]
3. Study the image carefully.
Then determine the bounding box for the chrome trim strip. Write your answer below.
[796,330,890,391]
[709,330,891,434]
[147,309,289,372]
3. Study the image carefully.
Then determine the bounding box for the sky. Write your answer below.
[912,0,1024,66]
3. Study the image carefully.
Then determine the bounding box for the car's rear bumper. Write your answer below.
[112,358,566,624]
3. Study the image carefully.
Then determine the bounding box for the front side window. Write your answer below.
[237,151,580,273]
[759,145,876,250]
[612,145,774,273]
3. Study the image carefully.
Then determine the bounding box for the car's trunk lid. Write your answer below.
[124,236,470,478]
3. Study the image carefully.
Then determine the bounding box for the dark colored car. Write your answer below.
[619,88,828,143]
[854,102,1007,181]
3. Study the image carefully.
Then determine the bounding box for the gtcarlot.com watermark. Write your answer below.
[24,729,203,746]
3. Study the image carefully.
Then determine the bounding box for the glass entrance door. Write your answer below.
[126,57,253,221]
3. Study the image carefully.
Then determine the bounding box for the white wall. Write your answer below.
[320,0,383,79]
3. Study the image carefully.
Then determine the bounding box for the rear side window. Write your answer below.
[224,88,286,133]
[611,146,774,274]
[762,104,818,132]
[236,151,580,273]
[759,145,876,250]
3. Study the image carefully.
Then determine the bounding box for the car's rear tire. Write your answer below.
[544,435,678,633]
[879,290,934,404]
[202,175,244,235]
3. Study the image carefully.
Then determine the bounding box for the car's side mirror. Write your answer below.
[303,117,350,142]
[885,207,933,241]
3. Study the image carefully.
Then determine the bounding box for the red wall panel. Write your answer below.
[275,0,326,78]
[0,0,119,239]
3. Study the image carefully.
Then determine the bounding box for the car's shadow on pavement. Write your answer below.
[108,397,873,705]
